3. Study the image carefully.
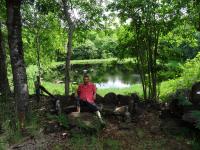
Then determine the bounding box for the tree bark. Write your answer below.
[135,26,147,100]
[0,22,10,97]
[152,30,159,101]
[62,0,75,97]
[6,0,29,129]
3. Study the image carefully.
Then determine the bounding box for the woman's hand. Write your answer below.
[93,94,96,100]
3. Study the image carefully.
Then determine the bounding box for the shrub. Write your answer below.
[160,52,200,100]
[191,111,200,130]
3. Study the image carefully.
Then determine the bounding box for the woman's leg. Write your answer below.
[84,101,105,124]
[76,97,81,112]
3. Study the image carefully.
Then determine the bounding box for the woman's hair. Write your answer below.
[83,74,89,78]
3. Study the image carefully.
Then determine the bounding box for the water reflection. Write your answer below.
[96,77,131,89]
[70,63,141,88]
[55,62,140,88]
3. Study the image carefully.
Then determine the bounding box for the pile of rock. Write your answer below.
[164,82,200,128]
[51,92,140,122]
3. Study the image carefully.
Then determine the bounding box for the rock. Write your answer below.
[95,94,104,103]
[117,95,131,105]
[103,92,118,106]
[160,118,181,134]
[118,122,133,130]
[168,98,184,118]
[130,93,140,102]
[101,105,115,115]
[182,111,199,125]
[113,106,128,114]
[63,105,77,114]
[150,125,160,134]
[68,112,81,118]
[117,94,135,114]
[44,121,62,134]
[189,82,200,105]
[67,112,103,133]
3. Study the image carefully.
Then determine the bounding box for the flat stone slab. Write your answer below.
[67,112,103,131]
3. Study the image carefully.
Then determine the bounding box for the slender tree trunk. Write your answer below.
[0,22,10,97]
[62,0,75,97]
[65,26,74,97]
[135,28,147,100]
[135,18,147,100]
[6,0,29,129]
[152,30,159,101]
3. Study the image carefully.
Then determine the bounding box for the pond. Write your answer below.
[70,62,141,89]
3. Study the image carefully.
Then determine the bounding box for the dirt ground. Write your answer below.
[9,110,197,150]
[6,95,199,150]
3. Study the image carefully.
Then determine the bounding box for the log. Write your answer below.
[39,85,56,99]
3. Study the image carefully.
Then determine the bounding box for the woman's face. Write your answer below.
[83,77,90,84]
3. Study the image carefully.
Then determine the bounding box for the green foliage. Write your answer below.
[191,138,200,150]
[71,30,118,60]
[0,0,6,21]
[160,52,200,100]
[1,119,22,145]
[63,0,104,30]
[0,97,41,148]
[108,0,188,100]
[47,114,69,128]
[68,134,121,150]
[22,2,66,66]
[26,65,39,94]
[159,25,199,62]
[115,26,135,58]
[74,117,103,134]
[190,111,200,130]
[72,40,99,60]
[157,60,183,82]
[186,0,200,31]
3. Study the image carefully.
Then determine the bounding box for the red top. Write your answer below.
[77,82,96,103]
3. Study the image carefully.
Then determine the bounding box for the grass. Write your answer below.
[66,134,121,150]
[0,106,41,149]
[28,80,143,97]
[97,84,143,96]
[51,58,135,66]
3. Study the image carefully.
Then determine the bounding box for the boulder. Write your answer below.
[103,92,118,106]
[168,89,190,118]
[168,98,184,118]
[67,112,103,133]
[95,94,104,104]
[117,94,133,106]
[130,93,140,102]
[117,94,135,114]
[182,111,197,124]
[189,82,200,105]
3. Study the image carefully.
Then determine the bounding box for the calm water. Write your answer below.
[70,63,140,89]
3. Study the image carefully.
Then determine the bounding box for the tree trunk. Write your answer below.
[6,0,29,129]
[62,0,75,97]
[135,27,147,100]
[0,22,10,97]
[152,30,159,101]
[65,26,74,97]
